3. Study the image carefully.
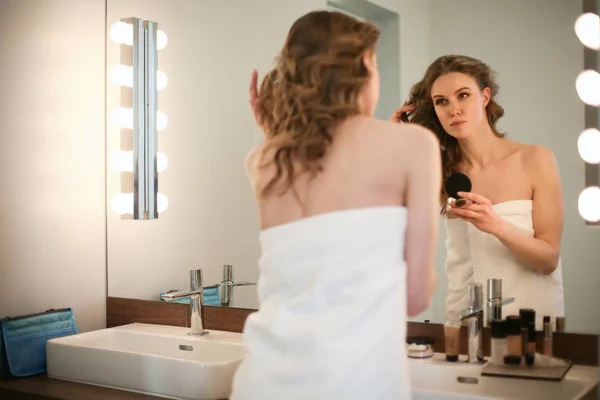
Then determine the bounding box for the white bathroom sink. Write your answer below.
[46,323,244,400]
[409,353,598,400]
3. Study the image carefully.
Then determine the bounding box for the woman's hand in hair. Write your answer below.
[390,101,416,123]
[249,69,263,128]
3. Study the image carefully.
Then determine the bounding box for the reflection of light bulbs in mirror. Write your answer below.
[157,111,168,131]
[575,13,600,50]
[110,107,134,129]
[576,70,600,106]
[578,128,600,164]
[157,193,169,213]
[110,150,133,172]
[111,193,134,215]
[110,22,133,46]
[578,186,600,222]
[111,65,133,87]
[157,30,168,50]
[157,152,168,172]
[157,70,168,91]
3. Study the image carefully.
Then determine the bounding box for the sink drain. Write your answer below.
[457,377,478,384]
[179,345,194,351]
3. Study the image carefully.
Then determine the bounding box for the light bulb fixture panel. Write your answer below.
[581,0,600,225]
[126,17,159,220]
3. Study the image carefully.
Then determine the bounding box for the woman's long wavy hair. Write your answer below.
[256,11,380,197]
[400,55,506,213]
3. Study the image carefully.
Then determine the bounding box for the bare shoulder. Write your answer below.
[373,119,440,154]
[520,143,558,173]
[244,144,265,182]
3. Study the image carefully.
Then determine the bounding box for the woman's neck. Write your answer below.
[457,124,505,169]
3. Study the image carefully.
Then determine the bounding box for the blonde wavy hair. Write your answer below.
[256,10,380,197]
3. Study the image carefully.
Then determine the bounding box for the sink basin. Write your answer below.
[409,353,598,400]
[47,326,597,400]
[46,323,244,400]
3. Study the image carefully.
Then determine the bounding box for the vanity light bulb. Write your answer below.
[157,111,168,131]
[109,22,134,46]
[157,193,169,213]
[111,65,133,87]
[578,186,600,222]
[110,107,134,130]
[575,70,600,106]
[157,70,168,91]
[111,193,134,215]
[574,13,600,50]
[157,30,168,50]
[110,150,133,172]
[157,152,168,172]
[578,128,600,164]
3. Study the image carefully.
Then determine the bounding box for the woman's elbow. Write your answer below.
[407,272,436,316]
[540,251,560,276]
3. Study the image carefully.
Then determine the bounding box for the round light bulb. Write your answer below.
[157,193,169,213]
[575,70,600,106]
[578,186,600,222]
[111,193,134,215]
[110,64,133,87]
[575,13,600,50]
[157,111,168,131]
[157,70,168,91]
[110,107,134,130]
[578,128,600,164]
[109,22,134,46]
[157,152,168,172]
[157,30,168,50]
[110,150,133,172]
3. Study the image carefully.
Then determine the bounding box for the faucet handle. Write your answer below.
[222,264,234,281]
[190,269,203,290]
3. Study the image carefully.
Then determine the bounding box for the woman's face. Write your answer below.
[430,72,490,139]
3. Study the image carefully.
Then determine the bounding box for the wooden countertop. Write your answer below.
[0,375,163,400]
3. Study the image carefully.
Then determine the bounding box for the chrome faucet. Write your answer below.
[219,264,256,307]
[460,282,484,363]
[161,269,208,336]
[486,278,515,327]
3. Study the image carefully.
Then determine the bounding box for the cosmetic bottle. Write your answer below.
[444,322,460,362]
[543,316,553,356]
[490,319,507,365]
[519,309,535,356]
[504,315,522,365]
[525,321,536,366]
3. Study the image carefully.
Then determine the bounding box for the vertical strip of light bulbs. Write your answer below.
[574,10,600,223]
[108,18,169,219]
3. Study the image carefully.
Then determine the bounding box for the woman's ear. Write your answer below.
[362,49,377,73]
[482,87,491,107]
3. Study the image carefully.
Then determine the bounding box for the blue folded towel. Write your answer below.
[160,286,221,306]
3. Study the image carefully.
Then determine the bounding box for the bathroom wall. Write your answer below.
[0,0,107,332]
[106,0,432,315]
[426,0,600,334]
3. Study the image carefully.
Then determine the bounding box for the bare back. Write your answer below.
[246,115,441,317]
[247,115,437,230]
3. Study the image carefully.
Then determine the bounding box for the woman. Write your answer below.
[230,11,439,400]
[392,55,565,329]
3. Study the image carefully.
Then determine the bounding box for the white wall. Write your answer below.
[0,0,107,332]
[426,0,600,334]
[107,0,432,313]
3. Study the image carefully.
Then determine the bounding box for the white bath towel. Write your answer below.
[445,200,564,329]
[230,206,411,400]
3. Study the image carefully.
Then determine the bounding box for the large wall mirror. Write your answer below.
[106,0,600,334]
